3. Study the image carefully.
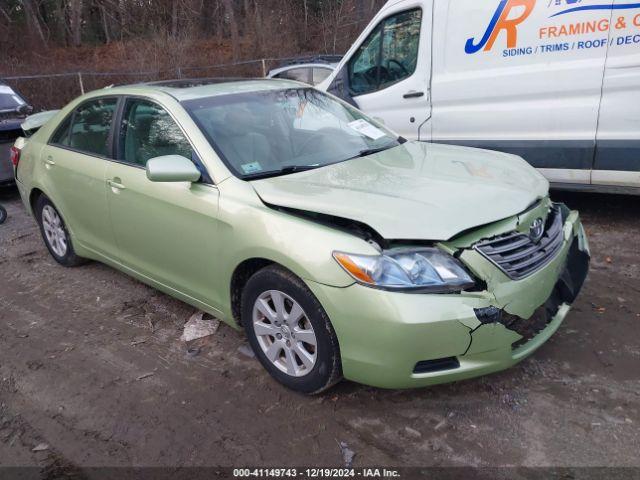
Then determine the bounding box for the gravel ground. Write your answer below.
[0,186,639,474]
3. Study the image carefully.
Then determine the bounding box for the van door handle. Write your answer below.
[107,179,126,191]
[403,91,425,99]
[44,156,56,167]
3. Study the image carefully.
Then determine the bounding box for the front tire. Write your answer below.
[35,195,86,267]
[241,265,342,394]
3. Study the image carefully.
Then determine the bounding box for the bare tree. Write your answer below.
[171,0,179,37]
[97,2,111,43]
[0,4,12,24]
[68,0,84,47]
[21,0,47,45]
[221,0,239,61]
[318,0,347,53]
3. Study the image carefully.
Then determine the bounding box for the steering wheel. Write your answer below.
[387,59,409,77]
[354,66,382,87]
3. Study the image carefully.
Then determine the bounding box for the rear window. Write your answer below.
[275,68,312,83]
[312,68,332,85]
[0,85,26,111]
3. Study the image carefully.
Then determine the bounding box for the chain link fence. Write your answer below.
[3,57,320,111]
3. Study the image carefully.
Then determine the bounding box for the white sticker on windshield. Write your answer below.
[348,119,386,140]
[241,162,262,174]
[0,85,14,94]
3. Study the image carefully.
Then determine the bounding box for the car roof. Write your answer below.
[91,78,306,102]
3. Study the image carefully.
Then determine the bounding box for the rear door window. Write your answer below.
[51,98,118,157]
[312,68,333,85]
[275,68,312,84]
[50,115,73,146]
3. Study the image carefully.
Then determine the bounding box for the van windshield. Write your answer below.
[182,88,401,179]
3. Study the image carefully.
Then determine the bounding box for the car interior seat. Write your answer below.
[69,108,112,155]
[208,109,277,172]
[138,114,192,165]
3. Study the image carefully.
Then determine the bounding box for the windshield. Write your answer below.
[182,88,401,179]
[0,84,26,112]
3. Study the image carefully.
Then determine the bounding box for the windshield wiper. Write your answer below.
[346,143,398,161]
[243,165,319,180]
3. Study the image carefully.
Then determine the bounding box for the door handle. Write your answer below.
[44,156,56,167]
[403,91,425,99]
[107,179,126,190]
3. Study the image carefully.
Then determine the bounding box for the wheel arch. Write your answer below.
[29,187,45,217]
[230,258,275,327]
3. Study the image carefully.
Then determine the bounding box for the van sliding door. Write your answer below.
[431,0,613,186]
[593,0,640,188]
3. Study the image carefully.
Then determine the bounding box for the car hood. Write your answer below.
[251,142,549,241]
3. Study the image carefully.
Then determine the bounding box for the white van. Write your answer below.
[319,0,640,192]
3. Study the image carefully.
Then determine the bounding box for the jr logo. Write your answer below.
[465,0,536,54]
[548,0,581,6]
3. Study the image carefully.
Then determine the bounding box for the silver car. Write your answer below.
[267,57,340,86]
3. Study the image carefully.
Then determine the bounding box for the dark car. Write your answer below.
[0,81,31,185]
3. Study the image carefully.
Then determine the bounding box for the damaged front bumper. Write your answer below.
[306,204,590,389]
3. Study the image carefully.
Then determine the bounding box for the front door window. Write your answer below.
[119,99,193,166]
[348,9,422,96]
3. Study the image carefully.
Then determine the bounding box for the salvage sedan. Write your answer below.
[13,79,590,393]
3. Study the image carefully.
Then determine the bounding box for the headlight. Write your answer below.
[333,248,475,292]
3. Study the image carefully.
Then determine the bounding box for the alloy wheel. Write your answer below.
[42,205,67,257]
[252,290,318,377]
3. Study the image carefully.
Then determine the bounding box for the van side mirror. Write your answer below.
[146,155,201,183]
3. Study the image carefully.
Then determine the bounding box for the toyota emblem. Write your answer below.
[529,218,545,243]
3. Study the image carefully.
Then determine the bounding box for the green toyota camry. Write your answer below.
[13,79,590,394]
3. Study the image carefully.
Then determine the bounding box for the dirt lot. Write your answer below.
[0,186,639,474]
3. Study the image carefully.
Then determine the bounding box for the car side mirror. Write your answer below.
[146,155,201,183]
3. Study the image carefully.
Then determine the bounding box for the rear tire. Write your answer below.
[35,195,86,267]
[241,265,342,394]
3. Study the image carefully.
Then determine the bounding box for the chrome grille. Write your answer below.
[474,206,564,280]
